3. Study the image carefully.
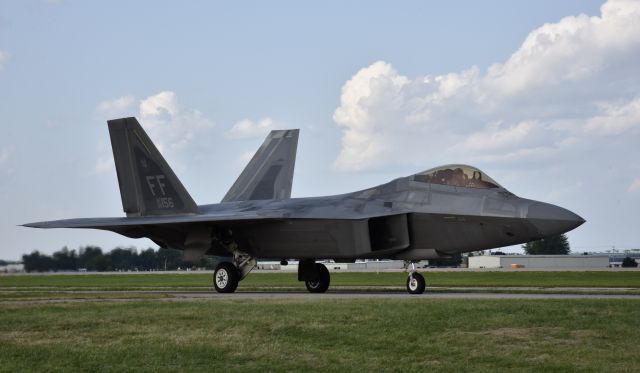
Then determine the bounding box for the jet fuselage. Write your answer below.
[174,174,584,262]
[25,118,585,294]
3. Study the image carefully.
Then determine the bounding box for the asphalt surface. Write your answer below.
[2,291,640,305]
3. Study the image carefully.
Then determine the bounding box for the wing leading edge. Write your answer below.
[22,210,287,230]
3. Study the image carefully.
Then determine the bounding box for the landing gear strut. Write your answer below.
[213,251,256,293]
[405,261,425,294]
[299,260,330,293]
[212,233,256,294]
[213,252,256,294]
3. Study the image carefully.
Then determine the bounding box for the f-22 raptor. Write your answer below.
[25,117,585,294]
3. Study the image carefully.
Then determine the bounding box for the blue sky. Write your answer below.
[1,0,638,260]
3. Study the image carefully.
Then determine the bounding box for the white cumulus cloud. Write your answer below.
[96,95,136,118]
[585,98,640,135]
[96,91,215,153]
[138,91,215,152]
[93,91,215,174]
[227,117,275,139]
[332,61,407,170]
[332,0,640,171]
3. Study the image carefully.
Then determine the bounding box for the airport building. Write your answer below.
[468,255,610,269]
[0,263,24,273]
[608,251,640,267]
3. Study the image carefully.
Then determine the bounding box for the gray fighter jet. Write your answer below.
[25,117,585,294]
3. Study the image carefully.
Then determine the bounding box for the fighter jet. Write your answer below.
[24,117,585,294]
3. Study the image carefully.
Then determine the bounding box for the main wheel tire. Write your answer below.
[214,262,239,293]
[305,263,330,293]
[406,272,426,294]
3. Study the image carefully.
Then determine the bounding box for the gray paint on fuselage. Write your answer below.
[25,122,584,264]
[26,174,583,261]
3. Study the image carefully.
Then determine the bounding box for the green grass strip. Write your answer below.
[0,299,639,371]
[2,271,640,288]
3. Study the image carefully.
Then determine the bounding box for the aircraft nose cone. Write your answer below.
[527,202,585,236]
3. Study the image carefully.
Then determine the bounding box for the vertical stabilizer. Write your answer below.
[108,117,199,216]
[222,129,299,202]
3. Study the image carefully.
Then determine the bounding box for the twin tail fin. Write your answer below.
[107,117,198,216]
[108,117,299,215]
[222,129,299,202]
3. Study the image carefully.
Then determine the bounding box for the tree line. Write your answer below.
[522,234,571,255]
[21,246,220,273]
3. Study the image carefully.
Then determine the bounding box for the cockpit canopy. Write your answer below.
[413,164,502,189]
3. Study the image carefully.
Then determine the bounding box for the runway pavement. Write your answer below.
[2,290,640,305]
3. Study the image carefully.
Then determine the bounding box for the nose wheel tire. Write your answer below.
[214,262,239,293]
[305,263,330,293]
[406,272,425,294]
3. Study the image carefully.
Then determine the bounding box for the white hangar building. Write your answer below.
[468,255,610,269]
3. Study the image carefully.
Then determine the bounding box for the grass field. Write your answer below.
[2,271,640,290]
[1,298,639,371]
[2,272,640,371]
[2,271,639,301]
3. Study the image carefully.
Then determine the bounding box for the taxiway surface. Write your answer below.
[3,291,640,305]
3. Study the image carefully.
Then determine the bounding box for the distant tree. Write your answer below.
[110,247,136,271]
[78,246,110,271]
[522,234,570,255]
[21,251,38,272]
[622,257,638,268]
[22,251,55,272]
[136,248,157,270]
[95,256,112,271]
[52,247,78,271]
[157,248,189,270]
[19,245,225,272]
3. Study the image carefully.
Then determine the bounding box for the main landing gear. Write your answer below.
[213,250,257,293]
[405,261,426,294]
[298,260,330,293]
[214,262,239,293]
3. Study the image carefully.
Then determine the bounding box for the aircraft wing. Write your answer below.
[22,210,291,230]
